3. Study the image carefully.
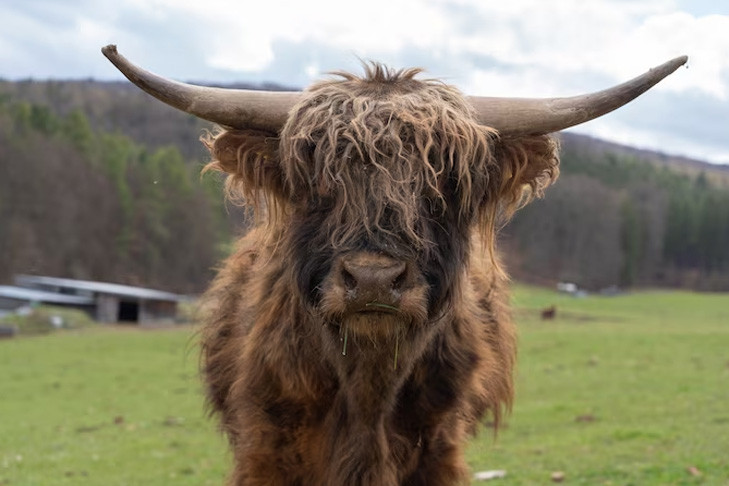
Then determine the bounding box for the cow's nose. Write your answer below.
[340,254,408,307]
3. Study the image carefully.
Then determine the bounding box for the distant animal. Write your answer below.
[103,45,686,485]
[541,306,557,320]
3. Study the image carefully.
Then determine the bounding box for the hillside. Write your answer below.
[559,132,729,186]
[1,79,728,292]
[0,79,294,162]
[4,79,728,179]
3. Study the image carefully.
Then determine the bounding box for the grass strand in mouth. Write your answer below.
[365,302,400,312]
[342,324,349,356]
[393,332,399,370]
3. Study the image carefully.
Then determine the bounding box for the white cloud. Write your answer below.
[630,12,729,98]
[436,0,728,100]
[113,0,729,101]
[135,0,450,72]
[0,0,726,163]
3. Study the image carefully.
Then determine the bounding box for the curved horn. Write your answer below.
[101,45,301,132]
[468,56,688,137]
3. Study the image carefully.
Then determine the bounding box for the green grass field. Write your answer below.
[1,286,727,485]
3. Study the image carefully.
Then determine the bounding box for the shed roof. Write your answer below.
[15,275,187,302]
[0,285,94,306]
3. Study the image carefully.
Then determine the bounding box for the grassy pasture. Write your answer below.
[468,287,729,485]
[1,286,727,485]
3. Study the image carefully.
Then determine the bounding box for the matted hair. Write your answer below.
[203,63,558,272]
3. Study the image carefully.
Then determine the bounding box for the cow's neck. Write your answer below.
[322,314,445,423]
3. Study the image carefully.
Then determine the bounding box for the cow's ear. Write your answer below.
[202,129,288,203]
[490,134,559,216]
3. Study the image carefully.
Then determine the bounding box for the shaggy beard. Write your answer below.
[317,279,429,359]
[334,313,410,368]
[317,305,438,385]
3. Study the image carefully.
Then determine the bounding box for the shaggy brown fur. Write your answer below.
[201,64,559,485]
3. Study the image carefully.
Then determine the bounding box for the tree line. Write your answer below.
[504,135,729,291]
[0,93,230,294]
[1,80,728,292]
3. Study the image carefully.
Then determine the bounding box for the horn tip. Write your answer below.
[667,55,689,70]
[674,55,689,66]
[101,44,118,59]
[649,55,689,79]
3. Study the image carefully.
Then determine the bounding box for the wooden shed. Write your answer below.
[13,275,187,325]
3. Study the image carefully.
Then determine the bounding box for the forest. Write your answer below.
[1,79,728,293]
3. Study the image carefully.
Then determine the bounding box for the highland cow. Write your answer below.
[103,45,686,485]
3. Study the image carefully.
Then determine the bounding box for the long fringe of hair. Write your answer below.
[202,63,559,271]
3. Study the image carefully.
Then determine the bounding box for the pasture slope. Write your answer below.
[0,285,727,485]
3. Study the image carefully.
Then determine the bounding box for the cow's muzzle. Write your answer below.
[318,251,429,338]
[338,253,411,313]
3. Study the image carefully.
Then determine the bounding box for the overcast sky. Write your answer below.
[2,0,728,164]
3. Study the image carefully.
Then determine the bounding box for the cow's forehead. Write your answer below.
[295,64,474,120]
[276,73,498,255]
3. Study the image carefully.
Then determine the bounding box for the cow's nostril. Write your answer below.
[391,266,408,291]
[342,268,358,291]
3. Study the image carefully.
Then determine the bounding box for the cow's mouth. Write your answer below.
[356,302,401,314]
[342,304,407,328]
